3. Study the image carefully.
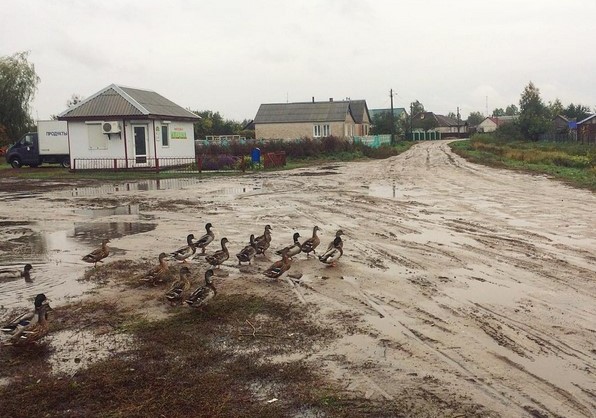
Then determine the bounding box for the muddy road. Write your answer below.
[0,140,594,417]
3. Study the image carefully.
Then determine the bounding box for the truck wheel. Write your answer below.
[10,158,22,168]
[61,158,70,168]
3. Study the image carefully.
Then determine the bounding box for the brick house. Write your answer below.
[252,99,371,140]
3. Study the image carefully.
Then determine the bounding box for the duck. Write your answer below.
[319,230,344,267]
[186,269,216,308]
[275,232,301,259]
[193,223,215,254]
[0,264,33,280]
[300,226,322,257]
[140,252,171,286]
[255,225,272,256]
[206,237,229,268]
[82,239,110,267]
[165,266,192,305]
[263,248,292,279]
[236,234,257,265]
[255,224,272,244]
[171,234,197,263]
[2,293,52,345]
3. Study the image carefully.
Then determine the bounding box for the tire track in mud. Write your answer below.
[492,353,593,417]
[292,273,537,413]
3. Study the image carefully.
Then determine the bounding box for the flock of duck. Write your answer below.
[0,223,344,346]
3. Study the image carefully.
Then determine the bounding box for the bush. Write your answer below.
[195,136,406,161]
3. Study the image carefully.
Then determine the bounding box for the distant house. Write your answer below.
[553,115,571,133]
[370,108,408,121]
[252,99,370,140]
[577,114,596,144]
[412,112,468,135]
[477,116,517,133]
[58,84,199,169]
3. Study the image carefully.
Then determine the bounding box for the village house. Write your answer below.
[58,84,199,169]
[252,99,371,140]
[476,115,518,133]
[577,114,596,144]
[411,112,468,136]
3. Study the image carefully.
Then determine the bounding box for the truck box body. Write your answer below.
[38,120,69,155]
[5,120,70,168]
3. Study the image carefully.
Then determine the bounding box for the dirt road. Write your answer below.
[1,140,594,417]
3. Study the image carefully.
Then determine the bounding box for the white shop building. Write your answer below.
[58,84,200,169]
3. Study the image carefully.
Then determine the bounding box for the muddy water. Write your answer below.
[0,204,156,309]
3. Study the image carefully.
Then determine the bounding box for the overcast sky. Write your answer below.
[2,0,595,121]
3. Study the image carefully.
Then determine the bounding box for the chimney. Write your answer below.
[329,98,333,102]
[312,97,315,103]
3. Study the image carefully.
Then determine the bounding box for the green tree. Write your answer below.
[0,51,40,146]
[410,100,424,116]
[447,111,457,119]
[563,103,591,121]
[505,104,519,116]
[547,98,564,118]
[191,110,248,140]
[467,111,484,126]
[370,110,406,137]
[67,93,84,108]
[518,82,550,141]
[492,108,505,116]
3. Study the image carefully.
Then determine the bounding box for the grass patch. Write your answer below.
[0,290,493,417]
[450,135,596,191]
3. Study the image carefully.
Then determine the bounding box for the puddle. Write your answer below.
[47,329,132,376]
[70,178,204,197]
[77,204,142,218]
[0,205,156,309]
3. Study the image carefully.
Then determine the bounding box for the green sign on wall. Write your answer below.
[171,130,187,139]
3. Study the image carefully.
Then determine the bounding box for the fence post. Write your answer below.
[113,159,117,171]
[196,155,202,173]
[72,159,76,173]
[155,157,160,173]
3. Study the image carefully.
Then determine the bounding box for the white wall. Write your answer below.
[68,119,196,169]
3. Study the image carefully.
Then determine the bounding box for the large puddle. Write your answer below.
[0,204,156,309]
[70,178,205,197]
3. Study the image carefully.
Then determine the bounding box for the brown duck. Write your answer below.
[300,226,321,257]
[82,239,110,267]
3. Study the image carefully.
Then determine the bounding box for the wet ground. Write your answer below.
[0,140,595,417]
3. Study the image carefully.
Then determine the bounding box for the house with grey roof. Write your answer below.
[252,98,371,140]
[58,84,200,169]
[477,115,517,133]
[412,112,468,136]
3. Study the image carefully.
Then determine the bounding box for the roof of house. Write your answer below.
[348,100,371,124]
[370,108,408,119]
[253,100,362,124]
[482,115,517,126]
[58,84,200,120]
[578,114,596,125]
[415,112,465,127]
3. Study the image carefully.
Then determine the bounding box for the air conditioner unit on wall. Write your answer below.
[102,121,121,134]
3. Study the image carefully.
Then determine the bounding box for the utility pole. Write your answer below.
[457,106,461,137]
[410,102,414,140]
[390,89,395,145]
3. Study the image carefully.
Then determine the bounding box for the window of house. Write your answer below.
[161,125,169,147]
[313,124,330,138]
[87,123,107,150]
